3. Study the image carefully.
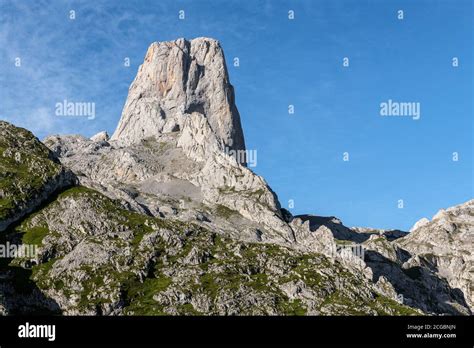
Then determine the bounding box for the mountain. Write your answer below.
[397,200,474,311]
[0,38,472,316]
[111,38,246,154]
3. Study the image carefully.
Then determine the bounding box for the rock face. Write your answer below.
[397,200,474,311]
[0,37,472,316]
[111,38,246,157]
[362,234,471,315]
[44,38,294,246]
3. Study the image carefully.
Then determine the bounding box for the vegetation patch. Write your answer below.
[214,204,238,219]
[20,226,49,246]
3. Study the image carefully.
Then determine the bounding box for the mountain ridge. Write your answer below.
[0,37,472,316]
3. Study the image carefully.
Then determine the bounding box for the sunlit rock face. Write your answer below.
[111,37,246,157]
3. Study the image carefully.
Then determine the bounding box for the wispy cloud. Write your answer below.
[0,0,178,138]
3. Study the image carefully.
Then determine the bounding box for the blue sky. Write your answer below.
[1,0,472,230]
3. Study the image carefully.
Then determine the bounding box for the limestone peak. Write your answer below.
[111,37,246,156]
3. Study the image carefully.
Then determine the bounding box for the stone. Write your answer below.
[111,38,246,158]
[90,131,109,142]
[410,217,429,232]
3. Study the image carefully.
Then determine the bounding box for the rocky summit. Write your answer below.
[111,37,246,155]
[0,37,472,316]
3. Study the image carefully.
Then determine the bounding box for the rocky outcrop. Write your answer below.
[289,214,472,315]
[44,129,293,245]
[396,200,474,311]
[362,234,471,315]
[111,38,246,157]
[0,121,73,232]
[90,131,109,142]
